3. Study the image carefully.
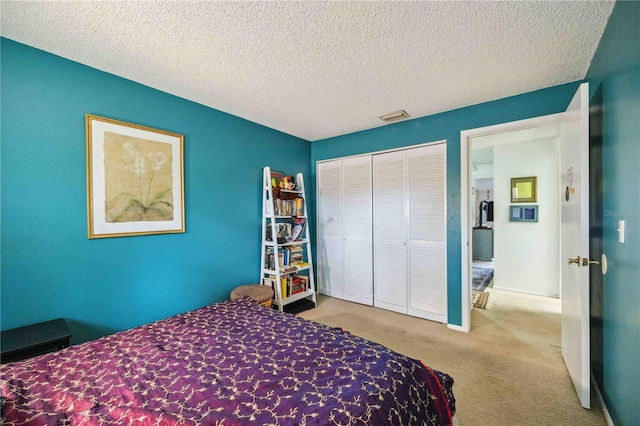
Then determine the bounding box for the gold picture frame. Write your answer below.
[86,114,185,239]
[511,176,537,203]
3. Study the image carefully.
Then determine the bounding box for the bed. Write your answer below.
[1,297,456,425]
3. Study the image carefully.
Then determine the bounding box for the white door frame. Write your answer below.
[459,112,566,332]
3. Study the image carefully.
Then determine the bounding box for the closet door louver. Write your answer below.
[407,144,447,322]
[317,142,447,323]
[373,150,408,314]
[342,156,373,305]
[317,160,343,298]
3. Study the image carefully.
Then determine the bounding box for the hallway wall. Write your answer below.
[492,137,560,297]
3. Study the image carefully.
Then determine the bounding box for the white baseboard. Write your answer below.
[591,373,614,426]
[447,323,468,332]
[491,285,558,298]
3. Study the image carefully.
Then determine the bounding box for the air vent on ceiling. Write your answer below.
[379,110,409,122]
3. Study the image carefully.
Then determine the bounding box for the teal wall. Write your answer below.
[0,38,311,343]
[585,2,640,425]
[311,83,580,326]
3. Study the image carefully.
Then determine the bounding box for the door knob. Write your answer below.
[582,257,600,267]
[568,256,581,265]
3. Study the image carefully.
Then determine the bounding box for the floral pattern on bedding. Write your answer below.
[1,297,455,425]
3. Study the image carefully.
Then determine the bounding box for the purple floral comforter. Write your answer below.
[1,297,455,425]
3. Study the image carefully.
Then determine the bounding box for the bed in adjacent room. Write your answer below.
[1,297,456,425]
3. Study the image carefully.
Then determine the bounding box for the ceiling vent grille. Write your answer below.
[379,110,409,122]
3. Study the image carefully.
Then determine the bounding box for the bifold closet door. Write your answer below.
[407,144,447,322]
[317,160,343,298]
[342,156,373,305]
[319,144,446,320]
[373,150,408,314]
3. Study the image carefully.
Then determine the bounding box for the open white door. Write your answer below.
[560,82,590,408]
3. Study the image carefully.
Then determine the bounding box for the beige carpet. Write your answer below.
[299,289,607,426]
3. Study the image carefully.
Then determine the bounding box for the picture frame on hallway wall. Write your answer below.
[510,176,537,203]
[510,205,539,222]
[86,114,185,239]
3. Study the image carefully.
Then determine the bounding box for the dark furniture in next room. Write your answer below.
[472,227,494,261]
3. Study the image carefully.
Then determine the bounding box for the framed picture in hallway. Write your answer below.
[510,205,538,222]
[86,114,185,239]
[511,176,537,203]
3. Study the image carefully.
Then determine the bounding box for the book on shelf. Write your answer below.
[273,198,297,216]
[266,221,306,244]
[291,274,308,295]
[291,261,311,270]
[280,275,293,298]
[280,266,298,274]
[271,274,308,298]
[266,224,273,242]
[294,197,304,217]
[266,244,307,273]
[271,196,305,217]
[264,274,291,299]
[264,247,276,270]
[289,246,303,264]
[277,223,292,244]
[290,217,306,241]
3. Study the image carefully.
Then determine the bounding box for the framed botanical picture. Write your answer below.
[86,114,185,239]
[511,176,537,203]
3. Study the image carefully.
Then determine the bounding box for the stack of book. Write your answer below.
[264,246,305,273]
[289,245,303,264]
[291,261,311,270]
[264,247,276,270]
[262,274,308,299]
[291,275,308,295]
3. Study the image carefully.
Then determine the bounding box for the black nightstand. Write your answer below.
[1,318,72,363]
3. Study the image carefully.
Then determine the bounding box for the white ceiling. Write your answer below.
[472,147,494,166]
[0,1,614,141]
[471,122,562,181]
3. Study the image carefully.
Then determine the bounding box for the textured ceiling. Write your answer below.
[1,1,614,141]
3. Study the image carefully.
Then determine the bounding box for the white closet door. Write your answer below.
[373,150,408,314]
[317,160,343,298]
[342,155,373,305]
[407,144,447,322]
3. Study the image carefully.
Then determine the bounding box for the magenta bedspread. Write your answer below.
[1,297,455,425]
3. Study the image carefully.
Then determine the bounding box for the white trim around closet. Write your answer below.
[316,140,447,165]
